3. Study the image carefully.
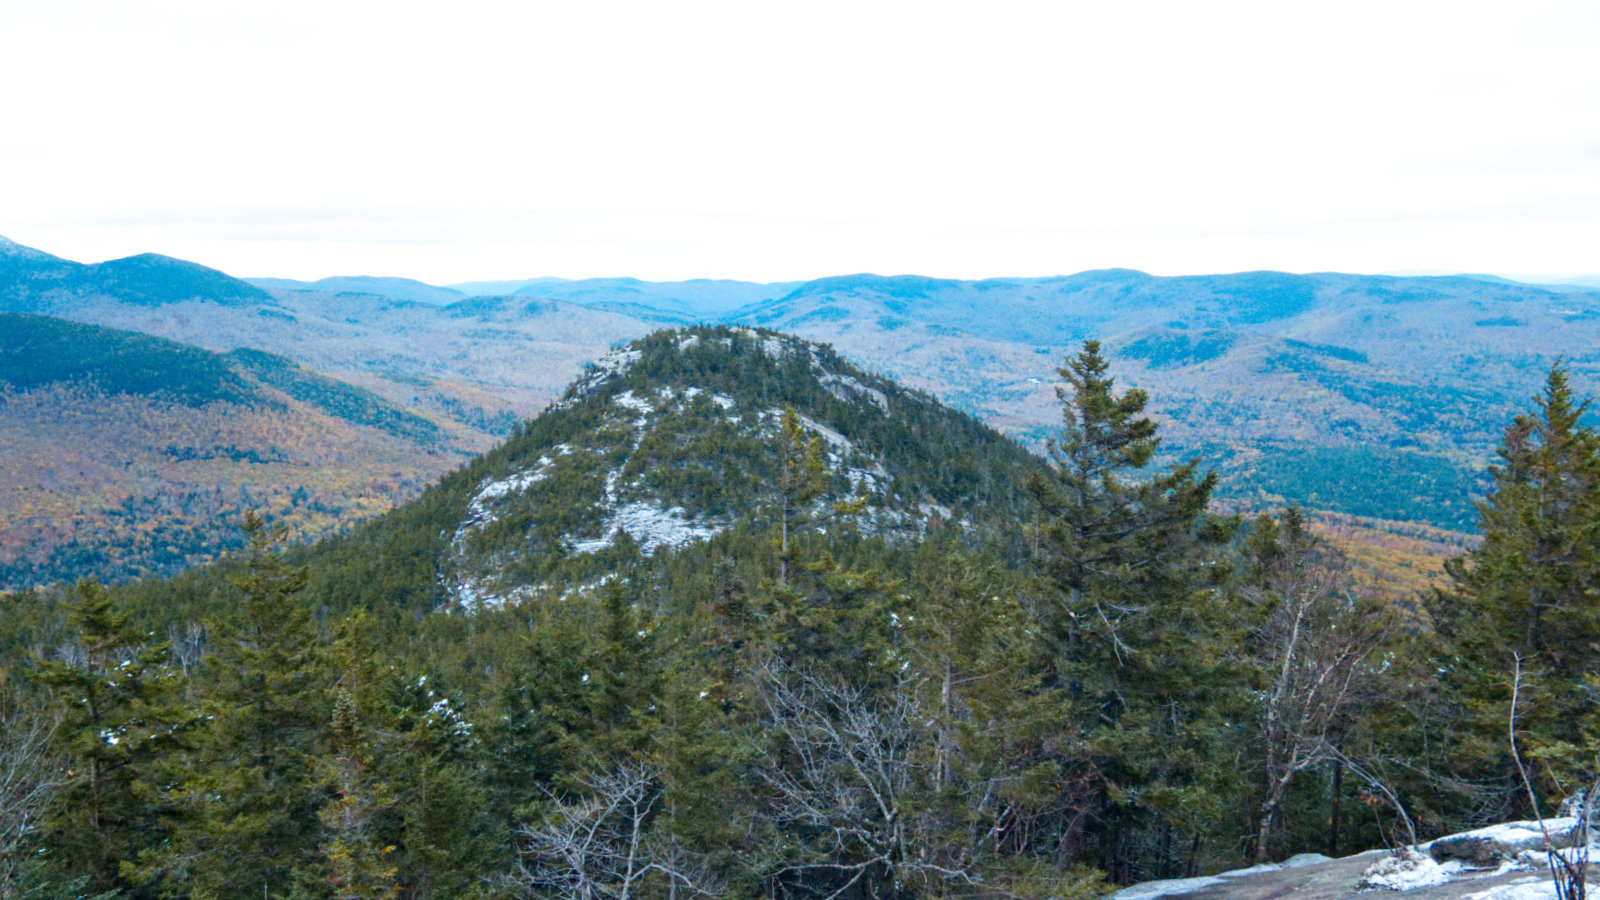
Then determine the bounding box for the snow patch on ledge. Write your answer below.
[564,347,641,400]
[569,502,723,556]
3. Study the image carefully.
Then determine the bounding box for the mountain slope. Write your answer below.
[287,325,1045,615]
[0,313,480,588]
[11,232,1589,532]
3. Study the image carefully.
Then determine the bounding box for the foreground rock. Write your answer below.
[1113,818,1589,899]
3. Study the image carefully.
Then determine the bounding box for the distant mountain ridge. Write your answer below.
[6,234,1598,532]
[245,275,466,305]
[0,236,271,308]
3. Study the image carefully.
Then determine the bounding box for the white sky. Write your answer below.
[0,1,1595,284]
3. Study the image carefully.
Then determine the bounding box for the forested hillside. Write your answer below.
[0,314,488,587]
[12,235,1600,533]
[2,325,1592,900]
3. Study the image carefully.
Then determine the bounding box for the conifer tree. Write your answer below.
[770,407,863,588]
[1431,363,1600,807]
[1025,340,1235,881]
[135,513,330,898]
[316,688,398,900]
[31,580,195,894]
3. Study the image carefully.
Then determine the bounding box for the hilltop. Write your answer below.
[283,325,1044,617]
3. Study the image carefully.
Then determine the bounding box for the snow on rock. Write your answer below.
[461,445,573,529]
[614,389,653,413]
[1109,853,1333,899]
[1359,849,1459,891]
[465,470,546,525]
[567,347,641,397]
[712,394,736,410]
[1463,879,1570,900]
[794,413,853,453]
[820,372,889,411]
[569,502,722,556]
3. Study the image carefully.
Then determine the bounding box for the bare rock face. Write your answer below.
[1428,836,1510,867]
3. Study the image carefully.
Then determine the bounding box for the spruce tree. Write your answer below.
[135,513,330,898]
[1025,340,1235,881]
[31,580,196,895]
[1431,363,1600,809]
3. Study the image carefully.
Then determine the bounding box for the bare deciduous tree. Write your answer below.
[0,689,59,900]
[1246,518,1395,862]
[1509,655,1596,900]
[753,659,975,900]
[510,761,715,900]
[167,621,208,681]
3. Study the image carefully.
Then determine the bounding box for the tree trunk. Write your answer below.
[1327,757,1342,858]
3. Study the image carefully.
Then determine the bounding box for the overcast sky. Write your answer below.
[1,1,1594,284]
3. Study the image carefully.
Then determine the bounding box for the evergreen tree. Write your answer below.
[770,407,864,589]
[1025,340,1236,882]
[315,688,398,900]
[134,513,330,898]
[31,581,195,895]
[1431,363,1600,812]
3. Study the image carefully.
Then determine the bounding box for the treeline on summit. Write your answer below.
[2,332,1597,900]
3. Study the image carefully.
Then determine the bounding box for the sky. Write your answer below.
[0,1,1595,284]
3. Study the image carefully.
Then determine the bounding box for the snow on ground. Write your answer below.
[569,501,722,555]
[1110,853,1333,899]
[614,390,654,426]
[1463,880,1570,900]
[1359,850,1461,891]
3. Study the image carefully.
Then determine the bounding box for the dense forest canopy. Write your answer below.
[2,326,1597,900]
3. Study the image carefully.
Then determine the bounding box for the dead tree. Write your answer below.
[510,761,715,900]
[0,689,59,900]
[752,659,976,899]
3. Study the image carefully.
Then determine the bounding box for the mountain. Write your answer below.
[0,313,483,588]
[286,325,1044,615]
[245,275,466,305]
[0,236,271,309]
[719,270,1600,530]
[14,233,1597,533]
